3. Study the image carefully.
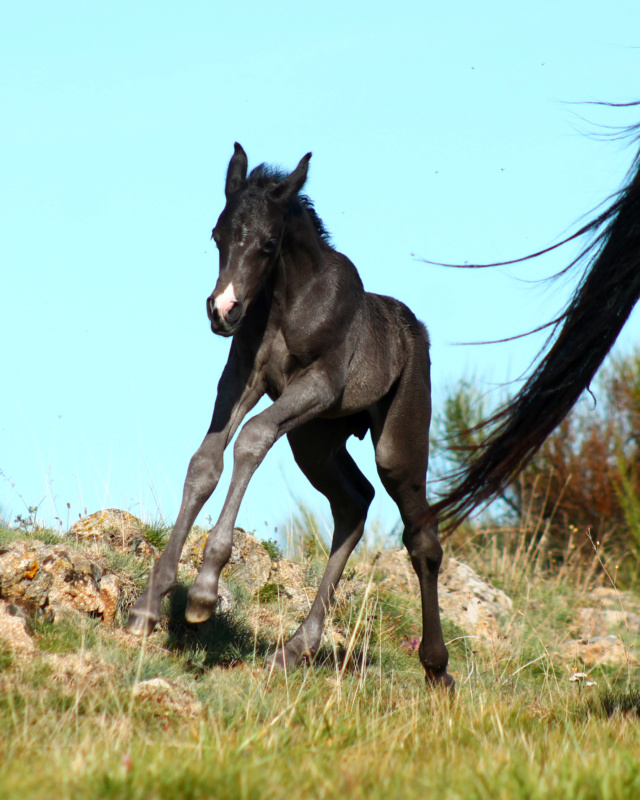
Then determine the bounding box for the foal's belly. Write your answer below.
[339,343,401,413]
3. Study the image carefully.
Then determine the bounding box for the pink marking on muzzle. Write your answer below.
[214,283,238,319]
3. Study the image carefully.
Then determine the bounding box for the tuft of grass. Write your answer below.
[31,614,98,654]
[255,582,285,604]
[92,547,151,622]
[597,688,640,717]
[0,520,60,547]
[284,503,330,561]
[140,519,172,550]
[0,642,13,672]
[262,538,283,561]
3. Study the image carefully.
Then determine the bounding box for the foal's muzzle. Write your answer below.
[207,295,244,337]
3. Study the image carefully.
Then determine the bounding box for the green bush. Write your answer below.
[432,349,640,568]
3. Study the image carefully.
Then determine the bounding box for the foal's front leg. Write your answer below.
[126,353,262,637]
[125,433,225,636]
[185,378,335,623]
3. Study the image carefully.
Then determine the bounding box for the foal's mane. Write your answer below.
[249,163,332,244]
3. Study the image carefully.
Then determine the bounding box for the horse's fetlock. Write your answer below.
[419,638,449,672]
[211,539,233,564]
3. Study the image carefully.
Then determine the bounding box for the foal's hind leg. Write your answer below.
[374,374,454,689]
[266,419,374,669]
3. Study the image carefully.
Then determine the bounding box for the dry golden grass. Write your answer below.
[1,516,640,799]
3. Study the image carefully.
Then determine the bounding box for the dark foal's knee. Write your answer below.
[233,417,276,468]
[185,449,223,502]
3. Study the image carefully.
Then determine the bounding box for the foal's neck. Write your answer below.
[276,212,328,303]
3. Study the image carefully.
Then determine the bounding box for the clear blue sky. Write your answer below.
[2,1,640,540]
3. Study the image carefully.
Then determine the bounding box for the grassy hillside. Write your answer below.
[1,514,640,799]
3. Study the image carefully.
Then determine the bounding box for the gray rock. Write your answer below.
[224,528,273,594]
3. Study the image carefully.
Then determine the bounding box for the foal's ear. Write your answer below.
[268,153,312,205]
[225,143,248,198]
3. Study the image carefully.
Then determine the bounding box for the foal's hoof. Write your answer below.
[425,669,455,692]
[125,609,158,637]
[185,587,218,624]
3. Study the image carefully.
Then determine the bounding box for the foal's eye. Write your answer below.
[262,237,278,254]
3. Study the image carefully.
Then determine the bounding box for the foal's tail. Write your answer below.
[431,117,640,532]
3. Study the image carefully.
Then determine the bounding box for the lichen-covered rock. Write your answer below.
[180,527,208,568]
[558,634,637,668]
[0,600,35,654]
[572,586,640,640]
[590,586,640,612]
[573,607,640,640]
[68,509,146,550]
[373,549,512,642]
[264,559,314,611]
[182,527,275,596]
[557,585,640,667]
[0,540,120,622]
[213,578,235,614]
[438,558,513,639]
[374,549,416,595]
[99,574,120,625]
[223,528,273,594]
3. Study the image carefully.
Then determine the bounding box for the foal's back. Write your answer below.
[323,255,431,416]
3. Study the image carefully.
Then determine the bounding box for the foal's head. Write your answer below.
[207,144,312,337]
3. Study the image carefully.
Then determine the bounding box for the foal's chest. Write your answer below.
[261,328,301,400]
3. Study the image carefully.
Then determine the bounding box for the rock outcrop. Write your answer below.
[0,600,35,655]
[3,508,639,672]
[558,586,640,667]
[373,549,513,641]
[69,508,158,559]
[0,540,119,623]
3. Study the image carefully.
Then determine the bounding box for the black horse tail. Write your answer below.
[432,119,640,532]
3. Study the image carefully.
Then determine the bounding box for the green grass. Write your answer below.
[255,582,286,604]
[262,538,283,561]
[2,516,640,799]
[30,614,99,654]
[2,662,640,800]
[140,519,173,550]
[0,521,61,547]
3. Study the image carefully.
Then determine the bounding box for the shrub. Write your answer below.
[432,349,640,566]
